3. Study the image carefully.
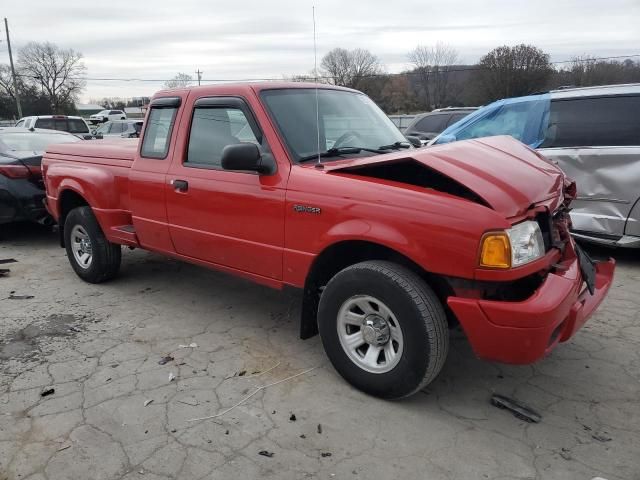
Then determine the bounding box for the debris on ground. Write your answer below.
[300,434,306,439]
[0,268,10,277]
[0,258,17,264]
[41,387,55,397]
[490,394,541,423]
[258,450,274,458]
[321,452,332,457]
[225,430,229,435]
[68,326,82,333]
[57,442,71,451]
[592,433,612,442]
[237,370,247,377]
[158,355,174,365]
[168,372,176,382]
[177,397,199,406]
[187,366,320,423]
[8,293,34,300]
[317,424,323,434]
[289,413,297,422]
[178,342,198,348]
[144,399,154,407]
[559,447,572,460]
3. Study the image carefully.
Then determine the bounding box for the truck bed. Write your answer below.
[47,139,137,163]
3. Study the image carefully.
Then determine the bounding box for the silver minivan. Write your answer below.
[431,83,640,248]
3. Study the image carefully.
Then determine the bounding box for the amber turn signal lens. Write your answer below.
[479,233,511,268]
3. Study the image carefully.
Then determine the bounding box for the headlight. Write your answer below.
[479,220,545,269]
[507,221,545,266]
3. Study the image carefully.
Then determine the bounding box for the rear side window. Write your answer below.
[186,107,258,168]
[15,119,25,127]
[35,118,55,130]
[414,114,449,133]
[140,107,178,159]
[543,96,640,148]
[68,119,89,134]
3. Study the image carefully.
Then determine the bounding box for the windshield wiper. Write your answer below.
[298,146,386,163]
[378,141,412,150]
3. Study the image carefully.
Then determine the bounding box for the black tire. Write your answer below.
[64,206,121,283]
[318,260,449,399]
[120,117,125,120]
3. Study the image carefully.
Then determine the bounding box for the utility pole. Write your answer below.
[4,18,22,118]
[195,69,202,86]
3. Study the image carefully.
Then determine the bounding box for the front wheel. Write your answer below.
[64,206,121,283]
[318,261,449,399]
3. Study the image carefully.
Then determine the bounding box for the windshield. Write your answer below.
[0,132,80,152]
[97,110,110,116]
[261,88,406,162]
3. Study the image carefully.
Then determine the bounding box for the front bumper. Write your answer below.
[447,243,615,364]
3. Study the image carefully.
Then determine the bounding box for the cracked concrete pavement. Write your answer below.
[1,224,639,480]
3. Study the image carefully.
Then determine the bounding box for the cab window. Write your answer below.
[186,107,258,168]
[140,107,178,159]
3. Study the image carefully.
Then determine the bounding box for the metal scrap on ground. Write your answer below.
[490,394,542,423]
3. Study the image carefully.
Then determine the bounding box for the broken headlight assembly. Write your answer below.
[480,220,545,269]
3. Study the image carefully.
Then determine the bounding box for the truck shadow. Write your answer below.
[0,222,58,246]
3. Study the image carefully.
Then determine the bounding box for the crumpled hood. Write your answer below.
[324,135,565,218]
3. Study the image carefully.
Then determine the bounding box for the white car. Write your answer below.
[15,115,93,139]
[89,109,127,124]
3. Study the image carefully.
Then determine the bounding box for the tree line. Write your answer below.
[297,44,640,113]
[1,41,639,119]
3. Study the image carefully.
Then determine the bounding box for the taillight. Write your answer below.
[0,164,31,179]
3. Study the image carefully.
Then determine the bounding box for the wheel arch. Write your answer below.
[57,188,90,247]
[299,239,454,339]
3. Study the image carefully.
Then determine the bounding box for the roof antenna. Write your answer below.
[312,6,323,169]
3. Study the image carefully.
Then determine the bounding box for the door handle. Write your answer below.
[172,179,189,192]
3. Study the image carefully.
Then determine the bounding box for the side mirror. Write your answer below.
[221,143,266,173]
[405,136,422,148]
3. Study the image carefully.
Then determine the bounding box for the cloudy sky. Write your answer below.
[2,0,639,101]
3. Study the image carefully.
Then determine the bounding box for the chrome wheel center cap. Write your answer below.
[362,315,391,346]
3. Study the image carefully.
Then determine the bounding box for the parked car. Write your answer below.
[15,115,93,140]
[93,120,144,138]
[0,127,80,225]
[431,83,640,248]
[42,83,614,399]
[404,107,478,141]
[89,110,127,124]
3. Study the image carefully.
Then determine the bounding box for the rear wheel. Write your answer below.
[64,206,121,283]
[318,260,449,398]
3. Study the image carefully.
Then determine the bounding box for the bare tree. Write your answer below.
[478,44,552,101]
[0,64,17,99]
[566,56,640,86]
[320,48,383,90]
[17,42,86,113]
[408,43,459,109]
[163,73,194,90]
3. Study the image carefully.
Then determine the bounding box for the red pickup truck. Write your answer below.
[42,83,614,398]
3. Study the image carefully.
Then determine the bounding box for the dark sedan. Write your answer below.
[0,128,80,225]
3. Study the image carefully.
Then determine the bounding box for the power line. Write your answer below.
[14,53,640,84]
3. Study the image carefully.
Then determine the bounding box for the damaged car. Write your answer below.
[1,127,80,225]
[42,83,614,398]
[431,83,640,248]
